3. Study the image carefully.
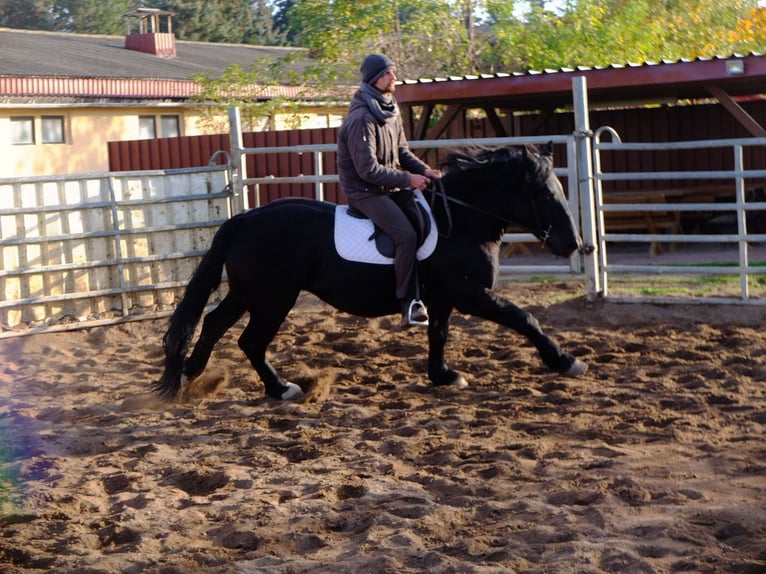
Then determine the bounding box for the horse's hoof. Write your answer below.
[451,374,469,389]
[432,369,469,389]
[174,373,190,401]
[564,359,588,377]
[280,382,304,401]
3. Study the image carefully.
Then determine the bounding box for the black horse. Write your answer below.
[154,143,587,402]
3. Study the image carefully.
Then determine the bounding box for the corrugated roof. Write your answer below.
[401,54,764,84]
[396,53,766,111]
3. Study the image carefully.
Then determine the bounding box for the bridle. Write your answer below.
[426,178,552,247]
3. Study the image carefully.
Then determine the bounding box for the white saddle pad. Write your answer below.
[334,189,438,265]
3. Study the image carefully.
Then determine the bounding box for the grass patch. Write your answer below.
[607,273,766,299]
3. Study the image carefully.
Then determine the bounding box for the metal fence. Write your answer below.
[5,112,766,338]
[228,107,591,280]
[593,127,766,304]
[1,123,591,338]
[0,165,233,337]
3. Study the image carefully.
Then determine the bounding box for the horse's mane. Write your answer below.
[442,145,551,183]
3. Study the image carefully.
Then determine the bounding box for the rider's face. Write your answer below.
[374,69,397,94]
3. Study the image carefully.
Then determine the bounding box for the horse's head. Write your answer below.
[513,142,582,257]
[441,143,583,257]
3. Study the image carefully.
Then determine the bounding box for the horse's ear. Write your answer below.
[524,144,539,161]
[523,142,553,160]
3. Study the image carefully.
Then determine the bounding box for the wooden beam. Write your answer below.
[525,108,556,136]
[706,84,766,137]
[482,107,508,137]
[425,104,463,140]
[400,105,413,136]
[413,104,434,141]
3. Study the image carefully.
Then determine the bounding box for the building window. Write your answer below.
[11,116,34,145]
[139,116,156,139]
[160,115,180,138]
[41,116,65,144]
[139,114,180,139]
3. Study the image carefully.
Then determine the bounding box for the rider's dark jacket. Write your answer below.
[337,88,429,201]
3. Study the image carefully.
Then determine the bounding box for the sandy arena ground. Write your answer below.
[1,281,765,573]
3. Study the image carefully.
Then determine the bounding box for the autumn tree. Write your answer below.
[728,6,766,53]
[484,0,762,72]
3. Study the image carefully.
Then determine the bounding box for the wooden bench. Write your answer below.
[601,190,683,255]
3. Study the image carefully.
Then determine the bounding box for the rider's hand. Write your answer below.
[424,168,442,179]
[409,173,430,191]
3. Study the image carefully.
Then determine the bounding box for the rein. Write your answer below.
[426,178,552,247]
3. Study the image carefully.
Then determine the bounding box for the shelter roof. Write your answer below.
[395,53,766,139]
[396,53,766,111]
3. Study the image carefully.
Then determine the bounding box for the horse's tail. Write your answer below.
[153,214,243,400]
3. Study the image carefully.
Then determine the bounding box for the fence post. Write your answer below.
[228,107,248,212]
[734,143,750,299]
[572,76,600,300]
[106,175,131,316]
[313,150,324,201]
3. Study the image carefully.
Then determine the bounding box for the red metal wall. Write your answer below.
[108,133,231,171]
[243,128,340,206]
[108,128,340,207]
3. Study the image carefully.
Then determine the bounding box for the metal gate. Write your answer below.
[0,166,233,337]
[592,127,766,304]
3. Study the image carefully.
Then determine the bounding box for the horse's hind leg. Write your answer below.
[238,300,303,401]
[183,292,245,381]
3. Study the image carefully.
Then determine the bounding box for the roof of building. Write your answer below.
[0,27,304,80]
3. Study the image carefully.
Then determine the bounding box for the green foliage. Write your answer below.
[287,0,484,79]
[49,0,138,34]
[190,53,347,131]
[484,0,761,71]
[151,0,287,45]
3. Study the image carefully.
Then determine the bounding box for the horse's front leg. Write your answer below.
[455,286,586,376]
[426,302,468,388]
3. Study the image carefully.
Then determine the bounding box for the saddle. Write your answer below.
[345,189,432,258]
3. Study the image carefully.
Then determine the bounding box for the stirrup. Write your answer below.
[406,299,429,326]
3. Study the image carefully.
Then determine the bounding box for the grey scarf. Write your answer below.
[359,82,399,125]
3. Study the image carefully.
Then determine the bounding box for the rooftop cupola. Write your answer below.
[123,8,176,58]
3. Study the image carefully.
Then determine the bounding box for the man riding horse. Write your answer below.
[337,53,442,327]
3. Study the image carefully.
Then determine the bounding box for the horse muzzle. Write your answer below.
[544,232,593,258]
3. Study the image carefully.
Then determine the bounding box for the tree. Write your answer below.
[272,0,299,45]
[151,0,250,43]
[246,0,289,45]
[729,6,766,53]
[0,0,54,29]
[49,0,137,34]
[148,0,287,45]
[484,0,762,72]
[189,51,349,132]
[286,0,487,80]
